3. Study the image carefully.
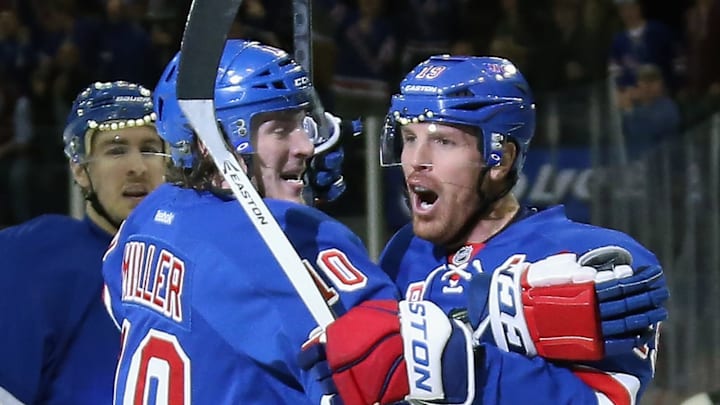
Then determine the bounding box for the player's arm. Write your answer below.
[298,300,621,405]
[278,206,401,403]
[464,247,666,404]
[470,247,667,361]
[0,275,43,404]
[0,248,65,404]
[101,221,127,330]
[283,206,401,315]
[298,246,668,404]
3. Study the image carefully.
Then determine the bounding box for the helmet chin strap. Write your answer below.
[88,192,123,230]
[82,166,123,231]
[442,138,521,248]
[442,166,518,250]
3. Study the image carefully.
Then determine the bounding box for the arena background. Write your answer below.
[1,0,718,402]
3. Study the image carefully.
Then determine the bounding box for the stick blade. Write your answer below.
[177,0,243,100]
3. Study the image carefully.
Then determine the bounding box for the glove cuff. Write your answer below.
[400,301,476,405]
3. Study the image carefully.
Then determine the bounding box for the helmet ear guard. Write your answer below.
[485,132,504,167]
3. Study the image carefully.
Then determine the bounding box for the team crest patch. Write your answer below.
[452,245,474,266]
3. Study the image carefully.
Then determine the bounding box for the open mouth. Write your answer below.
[280,172,304,185]
[411,185,438,212]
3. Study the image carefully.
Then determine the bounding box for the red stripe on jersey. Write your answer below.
[573,369,632,405]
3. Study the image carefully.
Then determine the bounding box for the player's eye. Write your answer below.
[402,133,416,144]
[141,146,164,154]
[105,146,130,157]
[274,126,291,136]
[283,122,307,137]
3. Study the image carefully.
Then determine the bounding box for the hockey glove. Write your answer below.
[303,112,362,205]
[468,247,669,362]
[298,299,477,405]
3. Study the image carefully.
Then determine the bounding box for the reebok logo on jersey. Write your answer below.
[154,210,175,225]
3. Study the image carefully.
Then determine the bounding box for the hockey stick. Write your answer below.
[292,0,312,74]
[176,0,335,328]
[293,0,331,143]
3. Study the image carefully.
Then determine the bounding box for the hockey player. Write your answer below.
[0,81,167,404]
[299,56,670,404]
[101,39,400,404]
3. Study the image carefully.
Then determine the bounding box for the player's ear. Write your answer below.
[70,162,91,189]
[488,141,517,181]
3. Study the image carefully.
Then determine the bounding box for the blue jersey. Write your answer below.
[102,184,399,404]
[380,206,660,405]
[0,215,118,405]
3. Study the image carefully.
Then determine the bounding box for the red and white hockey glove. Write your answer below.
[296,248,669,404]
[468,247,669,361]
[298,300,477,405]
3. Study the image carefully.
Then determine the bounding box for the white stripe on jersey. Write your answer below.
[0,385,26,405]
[592,372,640,405]
[103,284,121,330]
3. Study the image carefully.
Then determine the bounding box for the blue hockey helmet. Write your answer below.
[63,81,157,163]
[381,55,535,172]
[154,39,314,168]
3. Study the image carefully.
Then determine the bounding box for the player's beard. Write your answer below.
[410,180,483,247]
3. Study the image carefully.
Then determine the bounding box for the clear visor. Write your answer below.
[380,114,403,167]
[83,150,170,165]
[81,124,169,165]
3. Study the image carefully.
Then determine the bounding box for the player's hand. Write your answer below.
[298,299,476,405]
[591,265,668,354]
[298,300,406,405]
[303,112,362,206]
[468,247,669,361]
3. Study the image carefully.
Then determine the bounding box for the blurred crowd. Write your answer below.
[1,0,719,228]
